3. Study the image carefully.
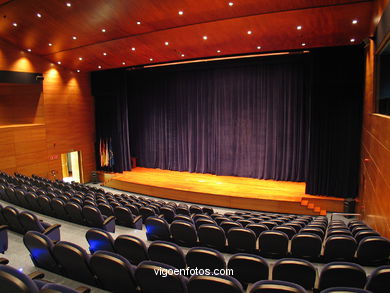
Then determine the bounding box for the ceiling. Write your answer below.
[0,0,374,72]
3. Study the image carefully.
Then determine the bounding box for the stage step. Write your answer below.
[300,198,325,216]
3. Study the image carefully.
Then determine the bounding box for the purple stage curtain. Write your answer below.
[129,59,309,182]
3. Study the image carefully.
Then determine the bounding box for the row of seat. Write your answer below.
[24,230,390,293]
[0,264,91,293]
[0,204,61,241]
[144,215,390,265]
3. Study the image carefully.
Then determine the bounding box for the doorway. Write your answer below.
[61,151,82,183]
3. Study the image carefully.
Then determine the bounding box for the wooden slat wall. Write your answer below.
[359,35,390,239]
[0,38,95,182]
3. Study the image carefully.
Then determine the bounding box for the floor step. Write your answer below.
[307,203,315,210]
[301,199,309,206]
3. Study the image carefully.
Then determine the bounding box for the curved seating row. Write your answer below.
[23,230,390,293]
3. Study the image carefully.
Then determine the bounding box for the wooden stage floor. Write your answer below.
[105,167,344,215]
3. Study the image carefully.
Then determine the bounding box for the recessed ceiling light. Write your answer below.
[98,65,102,69]
[203,36,208,40]
[257,46,261,49]
[57,61,61,64]
[301,43,306,46]
[48,43,52,46]
[228,2,234,6]
[352,19,358,24]
[247,30,252,35]
[101,28,106,32]
[136,21,141,25]
[165,41,169,46]
[103,52,107,56]
[217,50,221,53]
[66,2,71,7]
[131,47,136,51]
[79,57,83,60]
[12,22,17,27]
[178,11,184,15]
[150,58,153,61]
[350,38,356,42]
[181,54,185,57]
[27,48,31,52]
[76,70,80,72]
[72,36,77,40]
[36,13,42,18]
[122,62,126,65]
[297,25,302,30]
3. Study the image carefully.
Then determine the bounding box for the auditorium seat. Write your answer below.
[272,258,316,290]
[160,206,176,223]
[15,190,29,208]
[195,218,216,230]
[188,275,243,293]
[97,203,114,217]
[236,219,254,227]
[37,195,55,217]
[174,214,194,223]
[145,216,171,241]
[351,227,374,237]
[220,221,242,234]
[18,211,61,241]
[52,241,98,286]
[327,228,353,238]
[40,283,91,293]
[135,261,188,293]
[284,222,303,232]
[320,288,372,293]
[82,205,115,232]
[90,250,138,293]
[148,240,186,269]
[202,207,214,215]
[227,227,257,253]
[291,233,322,261]
[356,236,390,266]
[2,206,25,233]
[365,265,390,293]
[323,235,357,262]
[258,230,289,258]
[51,198,69,220]
[273,226,296,239]
[227,253,269,289]
[246,223,269,238]
[197,224,227,251]
[114,235,149,265]
[214,216,230,225]
[300,227,324,239]
[114,206,143,229]
[186,247,226,271]
[0,225,8,253]
[0,264,44,293]
[139,206,157,221]
[170,220,198,247]
[25,192,41,212]
[249,280,307,293]
[318,262,367,291]
[355,230,380,243]
[190,205,203,215]
[85,228,115,253]
[260,221,278,230]
[65,202,85,225]
[176,206,191,216]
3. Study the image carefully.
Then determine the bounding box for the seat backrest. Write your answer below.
[148,240,186,269]
[272,258,316,290]
[258,231,289,258]
[64,202,84,224]
[246,224,269,238]
[227,227,257,253]
[188,274,243,293]
[145,216,171,241]
[320,288,372,293]
[290,233,322,260]
[52,241,97,286]
[139,206,156,221]
[198,224,226,250]
[23,231,59,273]
[51,198,68,219]
[186,247,225,271]
[365,265,390,293]
[273,226,297,239]
[189,205,203,215]
[318,262,367,291]
[97,203,114,217]
[249,280,306,293]
[0,264,40,293]
[227,253,269,288]
[114,235,149,265]
[85,228,115,253]
[18,211,44,233]
[356,236,390,266]
[2,206,24,233]
[170,220,198,247]
[160,206,176,223]
[220,221,242,234]
[135,261,188,293]
[90,250,138,292]
[323,235,357,261]
[355,230,380,243]
[82,205,104,227]
[114,206,135,226]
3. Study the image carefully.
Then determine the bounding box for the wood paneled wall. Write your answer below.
[0,38,95,182]
[359,34,390,239]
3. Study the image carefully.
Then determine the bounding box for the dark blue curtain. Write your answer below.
[129,58,309,181]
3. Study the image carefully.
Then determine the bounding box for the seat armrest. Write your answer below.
[133,215,143,230]
[158,214,164,218]
[28,271,45,279]
[103,215,115,225]
[43,224,61,235]
[0,257,9,265]
[76,286,91,293]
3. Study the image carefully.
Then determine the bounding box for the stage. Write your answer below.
[104,167,344,215]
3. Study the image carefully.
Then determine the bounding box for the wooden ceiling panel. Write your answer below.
[0,0,374,71]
